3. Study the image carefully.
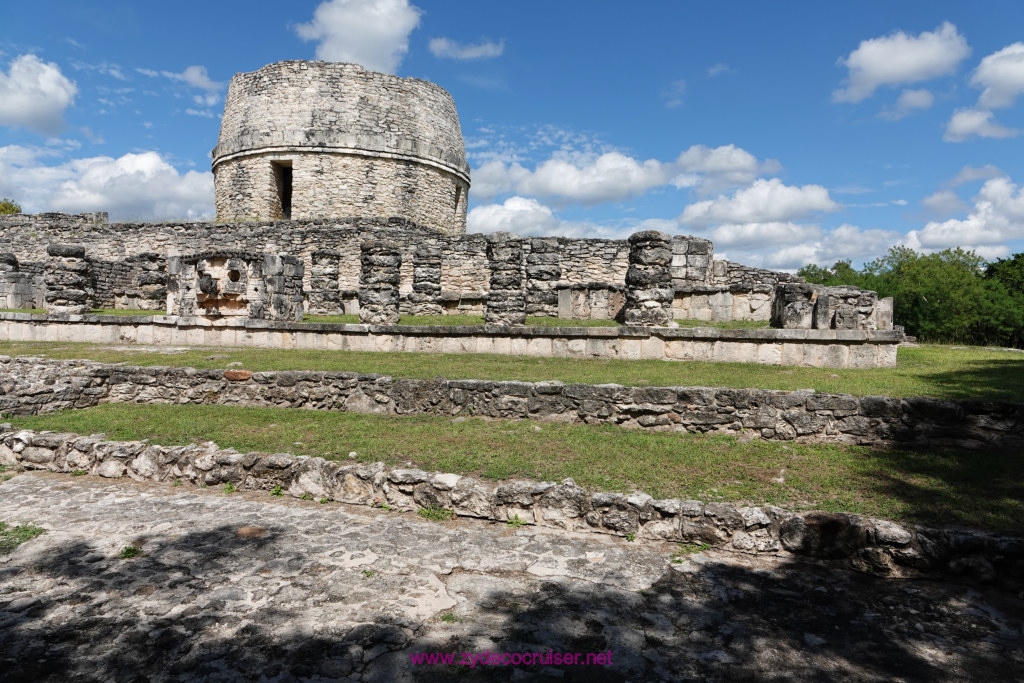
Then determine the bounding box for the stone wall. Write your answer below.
[2,424,1019,578]
[0,254,43,309]
[213,61,469,232]
[1,357,1018,450]
[1,213,892,327]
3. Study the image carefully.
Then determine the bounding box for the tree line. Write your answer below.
[798,247,1024,348]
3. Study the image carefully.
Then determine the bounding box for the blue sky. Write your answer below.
[3,0,1024,271]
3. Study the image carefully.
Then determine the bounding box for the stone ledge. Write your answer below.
[1,423,1018,582]
[1,357,1020,450]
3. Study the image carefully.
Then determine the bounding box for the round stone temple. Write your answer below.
[212,60,471,233]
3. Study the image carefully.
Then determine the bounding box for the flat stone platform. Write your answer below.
[0,313,901,368]
[1,472,1020,681]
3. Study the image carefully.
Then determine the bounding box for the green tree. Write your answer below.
[0,198,21,215]
[799,247,1024,347]
[984,253,1024,347]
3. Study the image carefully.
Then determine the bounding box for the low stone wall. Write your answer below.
[1,357,1021,450]
[0,314,902,369]
[1,425,1019,580]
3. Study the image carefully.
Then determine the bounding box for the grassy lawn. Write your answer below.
[1,340,1021,402]
[8,403,1022,532]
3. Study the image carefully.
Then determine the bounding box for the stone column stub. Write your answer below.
[358,240,401,325]
[409,243,443,316]
[44,243,94,315]
[485,232,526,326]
[623,230,675,327]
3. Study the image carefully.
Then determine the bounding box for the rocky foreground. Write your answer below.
[0,472,1021,682]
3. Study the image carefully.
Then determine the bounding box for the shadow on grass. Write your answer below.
[912,357,1024,403]
[0,522,1020,682]
[852,442,1024,533]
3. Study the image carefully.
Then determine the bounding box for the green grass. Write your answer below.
[119,545,143,559]
[8,403,1022,532]
[2,341,1021,402]
[0,521,47,554]
[0,308,44,314]
[418,506,455,522]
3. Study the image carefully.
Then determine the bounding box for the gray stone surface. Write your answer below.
[0,472,1021,682]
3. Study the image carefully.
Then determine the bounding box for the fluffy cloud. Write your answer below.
[921,189,967,216]
[947,164,1002,187]
[972,42,1024,109]
[466,196,605,237]
[678,178,838,227]
[294,0,421,74]
[0,54,78,135]
[428,37,504,60]
[833,22,969,102]
[909,176,1024,251]
[672,144,780,195]
[172,65,221,91]
[518,152,669,205]
[878,88,934,120]
[709,221,822,248]
[0,147,213,219]
[943,108,1019,142]
[760,224,901,270]
[471,143,778,204]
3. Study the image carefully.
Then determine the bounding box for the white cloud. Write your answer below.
[518,152,669,205]
[972,42,1024,109]
[662,79,686,108]
[921,189,967,216]
[910,176,1024,251]
[0,54,78,135]
[833,22,969,102]
[706,63,734,77]
[0,147,213,220]
[184,108,216,118]
[466,196,611,238]
[428,37,504,60]
[470,159,530,200]
[759,224,902,270]
[944,108,1019,142]
[673,144,780,195]
[294,0,421,74]
[878,88,934,120]
[162,65,222,92]
[710,221,822,248]
[678,178,839,227]
[947,164,1002,187]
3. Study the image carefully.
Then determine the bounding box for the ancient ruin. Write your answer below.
[166,252,304,321]
[212,61,470,233]
[0,59,899,367]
